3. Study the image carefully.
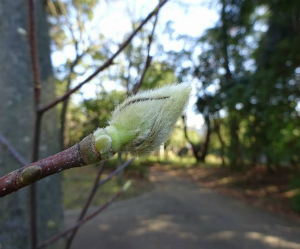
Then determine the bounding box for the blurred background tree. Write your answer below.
[47,0,300,175]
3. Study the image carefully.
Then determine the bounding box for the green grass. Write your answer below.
[62,163,154,210]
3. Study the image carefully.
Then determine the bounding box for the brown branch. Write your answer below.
[28,0,43,247]
[0,134,135,198]
[37,189,124,249]
[29,113,42,249]
[28,0,42,108]
[132,10,159,94]
[38,0,169,113]
[0,134,104,197]
[0,132,28,167]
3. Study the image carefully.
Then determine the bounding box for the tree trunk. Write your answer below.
[266,154,275,174]
[220,0,242,170]
[214,119,226,167]
[182,116,201,162]
[251,154,257,168]
[0,1,63,248]
[228,117,243,170]
[199,118,211,162]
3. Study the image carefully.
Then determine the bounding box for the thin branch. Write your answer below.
[38,0,169,113]
[37,189,124,249]
[0,132,28,167]
[28,0,43,248]
[97,158,134,188]
[28,0,42,108]
[132,10,159,94]
[0,136,90,197]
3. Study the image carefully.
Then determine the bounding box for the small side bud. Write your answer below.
[47,220,56,229]
[93,128,114,159]
[19,165,42,186]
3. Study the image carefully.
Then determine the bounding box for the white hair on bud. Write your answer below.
[108,83,191,156]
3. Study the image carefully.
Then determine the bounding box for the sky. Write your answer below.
[51,0,219,130]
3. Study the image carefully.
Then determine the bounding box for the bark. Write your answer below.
[0,0,63,248]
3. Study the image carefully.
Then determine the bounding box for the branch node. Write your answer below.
[79,135,101,165]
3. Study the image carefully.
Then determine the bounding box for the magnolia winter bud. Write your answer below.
[93,83,191,157]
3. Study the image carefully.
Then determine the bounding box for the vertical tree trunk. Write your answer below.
[220,0,241,170]
[182,116,201,162]
[266,154,275,174]
[228,117,243,170]
[251,154,257,168]
[199,118,211,163]
[0,1,63,248]
[214,119,226,167]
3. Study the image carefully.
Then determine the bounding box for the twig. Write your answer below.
[0,135,94,197]
[0,132,28,167]
[97,158,134,188]
[37,189,124,249]
[132,10,159,94]
[38,0,169,113]
[0,127,134,198]
[28,0,43,247]
[28,0,42,108]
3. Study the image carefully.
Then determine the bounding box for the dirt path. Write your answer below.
[65,170,300,249]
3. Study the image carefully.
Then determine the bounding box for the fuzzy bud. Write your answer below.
[93,83,191,157]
